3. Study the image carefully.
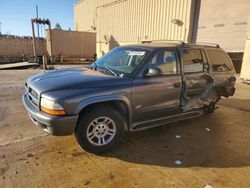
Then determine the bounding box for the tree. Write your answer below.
[54,23,62,30]
[68,27,72,31]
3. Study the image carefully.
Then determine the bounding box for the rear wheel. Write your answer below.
[205,102,216,113]
[75,106,125,154]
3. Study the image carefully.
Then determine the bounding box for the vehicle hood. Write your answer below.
[27,68,125,94]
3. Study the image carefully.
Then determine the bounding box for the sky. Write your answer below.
[0,0,78,37]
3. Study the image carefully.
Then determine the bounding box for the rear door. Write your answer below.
[181,48,211,99]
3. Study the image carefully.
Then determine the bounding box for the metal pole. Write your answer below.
[48,20,53,62]
[36,5,39,38]
[0,22,2,35]
[31,20,37,62]
[43,55,48,70]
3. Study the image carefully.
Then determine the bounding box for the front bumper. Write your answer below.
[22,93,78,136]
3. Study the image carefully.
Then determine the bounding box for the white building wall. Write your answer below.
[74,0,195,57]
[196,0,250,52]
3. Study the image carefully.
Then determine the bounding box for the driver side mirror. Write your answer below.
[144,67,161,77]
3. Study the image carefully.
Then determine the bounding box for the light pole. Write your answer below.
[36,5,39,38]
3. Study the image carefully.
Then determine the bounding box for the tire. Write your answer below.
[75,106,125,154]
[205,102,216,113]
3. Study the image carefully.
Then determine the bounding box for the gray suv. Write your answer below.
[23,42,236,153]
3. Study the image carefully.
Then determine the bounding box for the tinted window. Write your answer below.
[207,50,232,72]
[148,50,177,75]
[183,49,204,73]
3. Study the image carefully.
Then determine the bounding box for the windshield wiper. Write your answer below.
[103,67,119,77]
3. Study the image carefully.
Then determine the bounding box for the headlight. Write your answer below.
[40,98,66,116]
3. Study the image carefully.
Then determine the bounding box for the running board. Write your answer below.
[130,110,203,132]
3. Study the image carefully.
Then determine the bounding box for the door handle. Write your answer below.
[173,82,181,88]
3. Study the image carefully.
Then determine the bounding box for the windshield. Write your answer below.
[92,47,149,76]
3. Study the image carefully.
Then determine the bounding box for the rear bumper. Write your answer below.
[22,93,78,136]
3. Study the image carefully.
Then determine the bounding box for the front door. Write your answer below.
[132,48,182,122]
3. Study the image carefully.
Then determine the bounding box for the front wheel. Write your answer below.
[75,106,125,154]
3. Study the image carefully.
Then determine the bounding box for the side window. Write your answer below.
[148,50,177,75]
[183,49,204,73]
[207,50,232,72]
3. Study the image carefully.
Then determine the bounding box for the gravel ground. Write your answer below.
[0,68,250,188]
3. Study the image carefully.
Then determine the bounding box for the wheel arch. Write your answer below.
[75,95,132,131]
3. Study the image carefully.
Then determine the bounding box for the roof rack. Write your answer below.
[195,42,220,48]
[141,39,186,46]
[140,40,220,48]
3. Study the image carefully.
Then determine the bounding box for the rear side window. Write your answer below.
[182,49,204,73]
[207,50,232,72]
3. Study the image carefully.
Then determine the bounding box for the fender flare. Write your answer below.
[75,95,132,128]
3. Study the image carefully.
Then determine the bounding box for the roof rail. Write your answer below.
[141,39,186,46]
[195,42,220,48]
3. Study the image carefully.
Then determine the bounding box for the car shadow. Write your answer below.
[103,104,250,168]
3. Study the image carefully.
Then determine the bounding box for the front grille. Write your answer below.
[25,83,39,109]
